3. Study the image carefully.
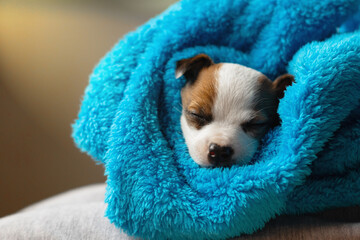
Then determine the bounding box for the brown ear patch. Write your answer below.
[272,74,295,98]
[181,64,221,129]
[175,54,214,83]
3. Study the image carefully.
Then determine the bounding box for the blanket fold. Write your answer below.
[73,0,360,239]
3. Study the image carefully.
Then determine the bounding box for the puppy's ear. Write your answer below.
[175,54,213,83]
[272,74,295,98]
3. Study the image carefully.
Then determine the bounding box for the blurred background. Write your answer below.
[0,0,176,217]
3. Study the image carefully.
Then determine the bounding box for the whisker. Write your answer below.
[241,139,259,149]
[173,106,183,114]
[252,106,277,115]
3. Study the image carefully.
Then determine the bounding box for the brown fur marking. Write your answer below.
[181,64,222,129]
[272,74,295,98]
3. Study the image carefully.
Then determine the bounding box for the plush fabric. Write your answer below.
[72,0,360,239]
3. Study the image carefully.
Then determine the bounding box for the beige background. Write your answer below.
[0,0,176,217]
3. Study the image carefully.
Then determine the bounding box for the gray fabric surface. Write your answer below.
[0,184,135,240]
[1,184,359,240]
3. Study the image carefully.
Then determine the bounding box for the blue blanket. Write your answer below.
[72,0,360,239]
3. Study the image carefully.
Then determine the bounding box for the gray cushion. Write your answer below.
[0,184,136,240]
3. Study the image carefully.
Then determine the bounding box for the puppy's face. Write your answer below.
[176,54,294,167]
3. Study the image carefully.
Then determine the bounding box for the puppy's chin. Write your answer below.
[190,151,256,168]
[192,150,256,168]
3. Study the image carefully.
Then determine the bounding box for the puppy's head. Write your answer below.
[176,54,294,167]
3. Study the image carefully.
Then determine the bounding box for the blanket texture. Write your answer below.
[72,0,360,239]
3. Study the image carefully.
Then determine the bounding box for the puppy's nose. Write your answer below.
[208,143,234,165]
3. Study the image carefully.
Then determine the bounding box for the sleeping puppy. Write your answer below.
[176,54,294,167]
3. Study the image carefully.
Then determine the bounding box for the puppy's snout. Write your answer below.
[208,143,234,165]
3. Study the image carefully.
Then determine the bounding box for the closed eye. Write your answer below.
[186,110,210,120]
[185,110,212,126]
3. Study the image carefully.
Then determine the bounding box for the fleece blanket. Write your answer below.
[72,0,360,239]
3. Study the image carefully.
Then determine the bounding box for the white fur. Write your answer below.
[181,63,264,166]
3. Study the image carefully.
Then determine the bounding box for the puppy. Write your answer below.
[176,54,294,167]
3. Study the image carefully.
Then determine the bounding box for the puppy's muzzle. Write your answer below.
[208,143,234,166]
